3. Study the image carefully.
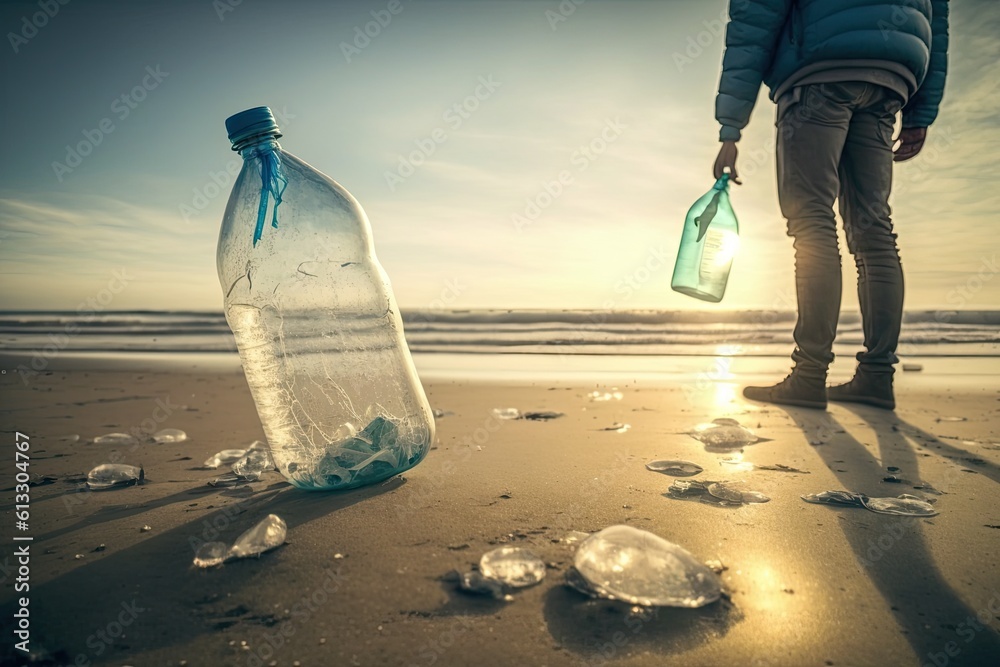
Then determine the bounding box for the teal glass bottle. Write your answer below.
[671,174,740,303]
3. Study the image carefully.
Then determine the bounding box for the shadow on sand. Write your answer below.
[775,402,1000,666]
[0,476,405,665]
[541,586,742,662]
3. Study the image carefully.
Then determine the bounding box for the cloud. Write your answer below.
[0,193,217,309]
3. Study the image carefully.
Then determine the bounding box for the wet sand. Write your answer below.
[2,359,1000,667]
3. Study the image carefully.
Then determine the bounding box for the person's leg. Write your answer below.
[780,84,861,378]
[829,85,904,409]
[744,82,858,408]
[841,86,904,371]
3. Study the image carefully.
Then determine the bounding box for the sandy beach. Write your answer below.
[2,355,999,667]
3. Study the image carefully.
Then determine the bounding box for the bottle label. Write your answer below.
[699,229,731,292]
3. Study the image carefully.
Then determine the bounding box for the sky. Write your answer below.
[0,0,997,313]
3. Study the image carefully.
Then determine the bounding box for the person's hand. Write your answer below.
[894,127,927,162]
[713,141,742,184]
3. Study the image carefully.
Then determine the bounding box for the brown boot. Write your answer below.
[828,370,895,410]
[743,371,827,410]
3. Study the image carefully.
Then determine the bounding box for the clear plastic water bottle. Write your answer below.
[671,174,740,303]
[217,106,434,491]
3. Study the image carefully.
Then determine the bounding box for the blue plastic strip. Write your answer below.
[252,147,288,246]
[695,174,730,242]
[695,190,722,242]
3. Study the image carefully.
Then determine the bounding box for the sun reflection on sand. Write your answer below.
[714,345,744,359]
[704,351,741,408]
[713,382,739,407]
[720,451,755,472]
[731,556,802,621]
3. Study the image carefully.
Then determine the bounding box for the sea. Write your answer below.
[1,309,998,358]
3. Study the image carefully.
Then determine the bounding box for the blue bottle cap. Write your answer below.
[225,106,282,147]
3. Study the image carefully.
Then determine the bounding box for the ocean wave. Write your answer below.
[0,309,997,356]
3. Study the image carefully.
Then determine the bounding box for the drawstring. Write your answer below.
[253,146,288,246]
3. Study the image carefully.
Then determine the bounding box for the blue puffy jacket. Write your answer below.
[716,0,949,141]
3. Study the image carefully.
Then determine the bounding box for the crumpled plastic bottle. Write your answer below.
[217,106,435,491]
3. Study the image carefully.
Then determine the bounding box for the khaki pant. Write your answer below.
[776,81,905,378]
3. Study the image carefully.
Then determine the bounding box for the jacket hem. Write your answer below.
[770,60,918,103]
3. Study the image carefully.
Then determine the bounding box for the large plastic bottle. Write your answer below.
[217,106,434,491]
[670,174,740,303]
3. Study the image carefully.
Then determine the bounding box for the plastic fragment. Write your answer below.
[203,449,247,469]
[598,422,631,432]
[646,460,703,477]
[588,389,624,402]
[521,411,564,421]
[479,547,546,588]
[665,479,769,506]
[802,490,939,517]
[93,433,138,446]
[193,542,228,568]
[689,418,758,449]
[570,525,721,607]
[228,514,287,559]
[86,464,144,490]
[152,428,188,444]
[458,570,508,599]
[231,441,275,480]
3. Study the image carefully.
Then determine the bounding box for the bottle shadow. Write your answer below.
[408,580,511,618]
[775,403,1000,665]
[33,477,291,543]
[540,585,742,661]
[0,477,406,664]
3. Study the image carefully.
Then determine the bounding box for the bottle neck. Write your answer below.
[234,132,281,159]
